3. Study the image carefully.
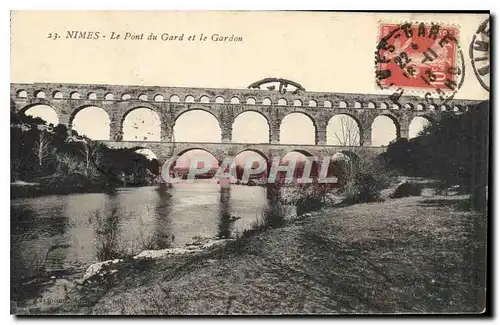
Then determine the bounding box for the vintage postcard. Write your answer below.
[10,11,489,315]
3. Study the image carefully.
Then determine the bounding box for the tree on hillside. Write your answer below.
[33,132,51,167]
[11,109,180,188]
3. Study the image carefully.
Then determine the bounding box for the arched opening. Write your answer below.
[105,93,114,100]
[170,95,180,102]
[324,100,332,108]
[409,116,431,139]
[339,101,347,108]
[230,97,240,104]
[17,90,27,98]
[70,91,80,99]
[122,94,131,100]
[371,115,398,146]
[135,148,158,161]
[122,107,161,141]
[309,100,317,107]
[215,96,225,104]
[135,149,160,175]
[34,90,46,99]
[293,99,302,107]
[278,151,313,183]
[185,95,195,103]
[234,150,268,182]
[53,91,63,99]
[200,96,210,103]
[246,97,256,105]
[72,106,110,140]
[174,110,221,142]
[326,114,360,146]
[262,98,272,105]
[282,150,312,162]
[334,151,359,163]
[368,102,376,109]
[354,102,362,108]
[154,94,164,102]
[23,104,59,125]
[280,112,316,145]
[232,111,269,143]
[139,94,148,101]
[278,98,287,106]
[87,92,97,100]
[173,149,219,180]
[332,152,349,160]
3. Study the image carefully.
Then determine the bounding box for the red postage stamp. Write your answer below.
[376,22,461,91]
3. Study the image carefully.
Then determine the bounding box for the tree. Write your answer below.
[383,103,489,202]
[33,131,51,167]
[67,137,102,177]
[56,152,81,175]
[81,140,102,177]
[332,115,360,146]
[384,138,411,172]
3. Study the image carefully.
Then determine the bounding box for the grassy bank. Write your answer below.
[50,193,485,315]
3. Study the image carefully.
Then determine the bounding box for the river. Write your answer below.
[11,181,281,304]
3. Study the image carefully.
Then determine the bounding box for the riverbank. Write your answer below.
[33,193,485,315]
[10,181,154,199]
[10,179,267,199]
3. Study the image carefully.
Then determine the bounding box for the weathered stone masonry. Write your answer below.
[10,82,483,161]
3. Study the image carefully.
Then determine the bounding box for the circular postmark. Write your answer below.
[469,18,490,91]
[375,22,465,106]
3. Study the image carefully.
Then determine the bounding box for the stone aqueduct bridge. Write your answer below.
[10,82,481,162]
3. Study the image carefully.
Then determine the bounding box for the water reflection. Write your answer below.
[264,183,285,228]
[151,187,174,249]
[11,201,68,239]
[11,183,270,302]
[92,192,123,261]
[11,201,70,302]
[218,187,233,239]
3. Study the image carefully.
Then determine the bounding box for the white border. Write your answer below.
[2,1,496,324]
